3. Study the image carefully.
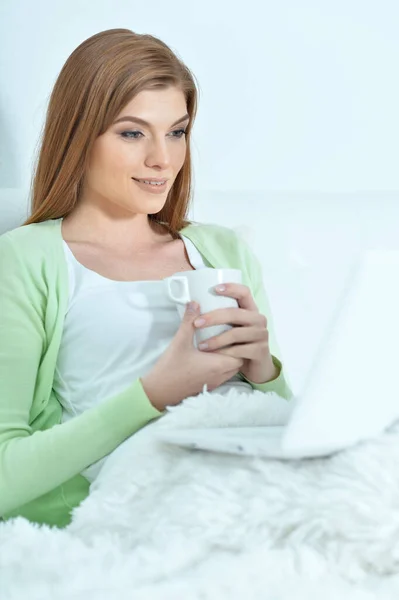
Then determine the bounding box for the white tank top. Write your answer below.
[54,234,252,482]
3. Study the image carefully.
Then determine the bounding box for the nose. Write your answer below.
[145,137,171,170]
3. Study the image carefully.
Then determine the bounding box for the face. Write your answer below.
[81,86,189,217]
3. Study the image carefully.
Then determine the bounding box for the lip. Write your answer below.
[132,178,168,194]
[132,177,169,183]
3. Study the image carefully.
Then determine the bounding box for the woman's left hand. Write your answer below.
[193,283,280,384]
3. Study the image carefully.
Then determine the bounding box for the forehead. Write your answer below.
[118,87,187,121]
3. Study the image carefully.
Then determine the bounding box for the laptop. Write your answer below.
[156,250,399,460]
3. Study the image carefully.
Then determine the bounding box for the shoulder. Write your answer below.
[181,221,245,248]
[0,219,60,257]
[181,220,259,282]
[0,220,63,291]
[182,220,255,256]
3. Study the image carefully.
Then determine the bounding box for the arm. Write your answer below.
[0,234,162,515]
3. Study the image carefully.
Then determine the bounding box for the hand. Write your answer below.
[141,301,244,411]
[193,283,279,384]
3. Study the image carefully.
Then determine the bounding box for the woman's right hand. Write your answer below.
[140,301,244,411]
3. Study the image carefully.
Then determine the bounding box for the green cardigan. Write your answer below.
[0,218,292,528]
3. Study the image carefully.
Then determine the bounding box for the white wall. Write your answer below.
[0,0,398,193]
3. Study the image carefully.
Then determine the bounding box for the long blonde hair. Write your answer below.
[23,28,199,236]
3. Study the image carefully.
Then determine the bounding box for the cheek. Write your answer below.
[87,155,129,195]
[174,142,187,167]
[108,143,136,171]
[94,136,138,173]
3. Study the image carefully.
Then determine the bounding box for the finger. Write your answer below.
[198,326,268,351]
[194,308,267,329]
[214,283,258,311]
[216,342,269,361]
[222,358,245,374]
[215,353,244,371]
[206,362,243,391]
[224,366,244,380]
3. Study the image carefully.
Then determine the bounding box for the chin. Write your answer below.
[147,206,167,215]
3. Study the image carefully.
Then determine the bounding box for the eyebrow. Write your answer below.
[113,113,190,127]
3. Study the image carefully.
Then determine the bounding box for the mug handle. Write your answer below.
[166,276,191,304]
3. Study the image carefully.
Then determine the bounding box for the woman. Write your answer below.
[0,28,292,528]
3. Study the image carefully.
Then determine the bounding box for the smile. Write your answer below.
[132,178,168,193]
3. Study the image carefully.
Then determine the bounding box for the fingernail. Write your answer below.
[194,318,206,327]
[198,342,208,350]
[187,302,197,313]
[215,285,225,292]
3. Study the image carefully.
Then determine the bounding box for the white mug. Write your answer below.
[164,268,242,347]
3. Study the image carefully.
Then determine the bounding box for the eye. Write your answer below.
[120,131,143,139]
[170,128,187,138]
[120,128,187,140]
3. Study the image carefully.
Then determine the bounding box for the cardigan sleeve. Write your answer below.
[0,233,162,516]
[234,231,294,400]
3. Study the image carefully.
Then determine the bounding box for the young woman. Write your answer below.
[0,28,292,528]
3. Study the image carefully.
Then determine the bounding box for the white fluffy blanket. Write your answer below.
[2,388,399,600]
